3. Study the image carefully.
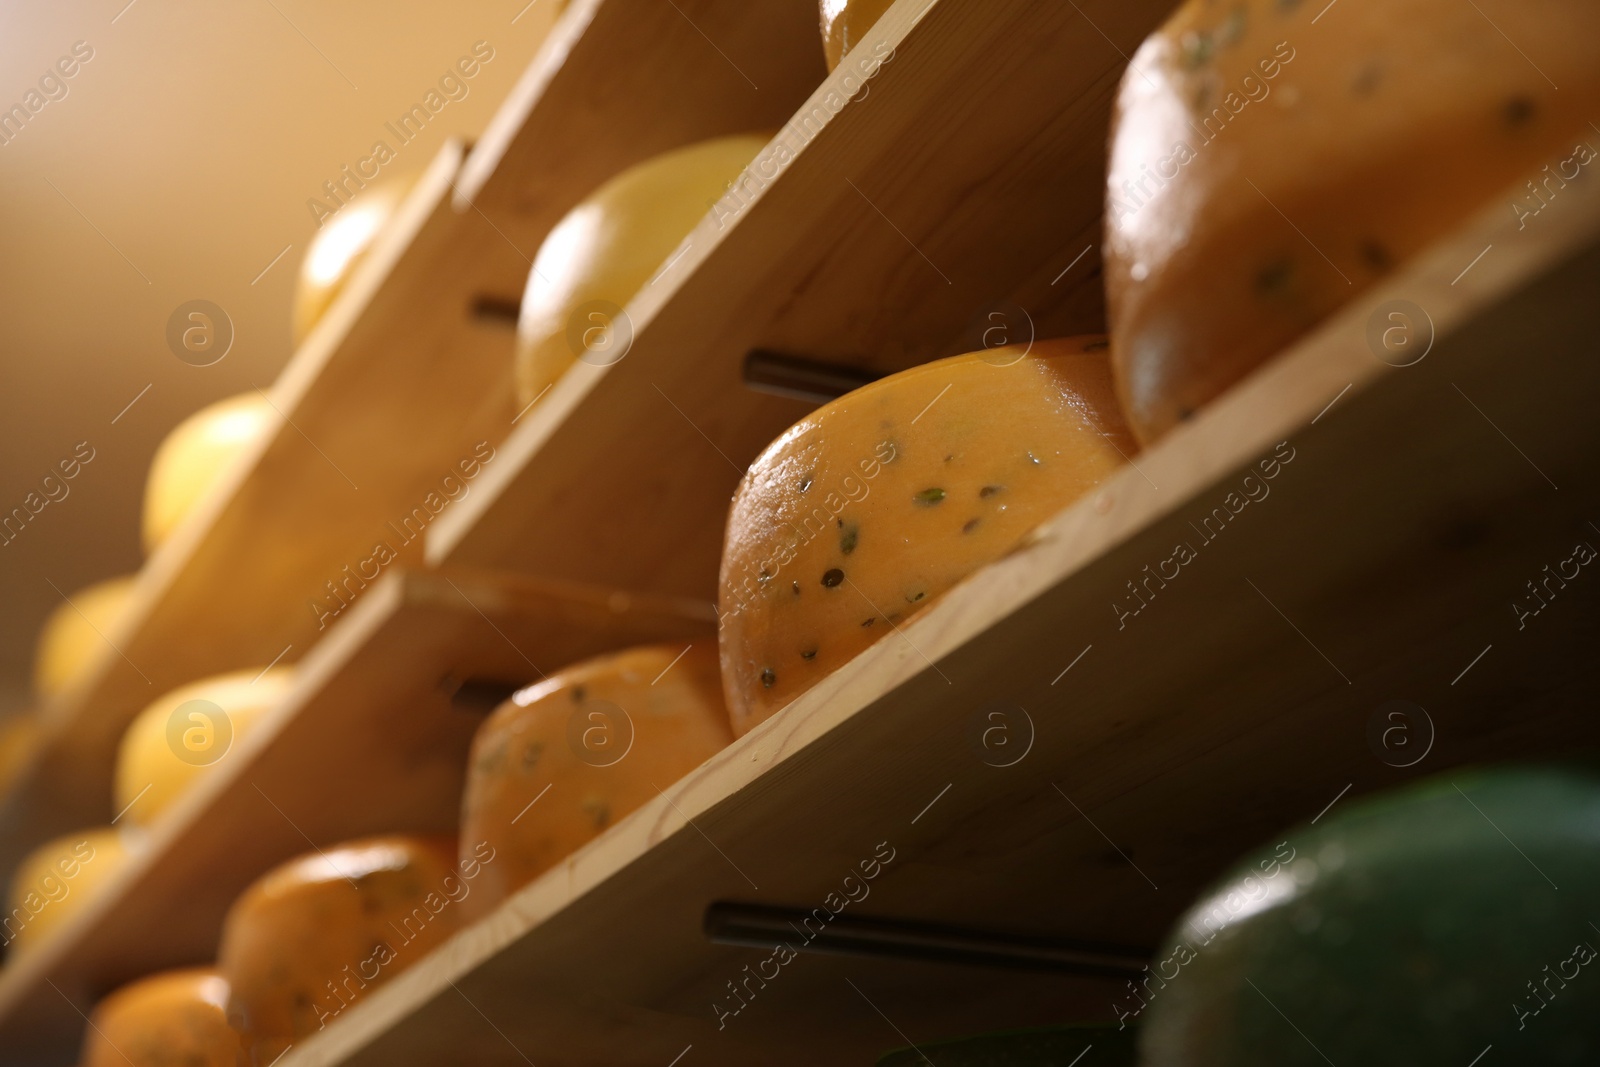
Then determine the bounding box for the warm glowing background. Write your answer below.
[0,0,553,715]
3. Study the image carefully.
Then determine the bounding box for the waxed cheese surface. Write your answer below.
[1106,0,1600,441]
[5,827,130,955]
[292,174,414,344]
[33,574,135,700]
[514,134,768,408]
[82,969,238,1067]
[820,0,894,71]
[719,338,1133,736]
[142,392,274,553]
[218,836,462,1062]
[114,667,294,829]
[460,643,731,918]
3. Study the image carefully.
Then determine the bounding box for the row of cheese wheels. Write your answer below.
[14,0,1596,758]
[10,0,1600,1060]
[10,642,729,1065]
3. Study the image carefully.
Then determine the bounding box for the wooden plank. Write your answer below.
[0,0,827,891]
[455,0,827,247]
[281,133,1600,1066]
[0,567,714,1066]
[0,137,534,881]
[429,0,1179,597]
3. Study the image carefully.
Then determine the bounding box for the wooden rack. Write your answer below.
[3,0,1598,1063]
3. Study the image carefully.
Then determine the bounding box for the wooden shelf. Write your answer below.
[427,0,1181,592]
[0,137,528,880]
[0,566,713,1065]
[6,0,1599,1063]
[277,74,1600,1067]
[0,0,824,891]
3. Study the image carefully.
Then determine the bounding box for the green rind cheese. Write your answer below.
[1141,764,1600,1065]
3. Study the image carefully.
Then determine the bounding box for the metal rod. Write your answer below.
[704,902,1150,978]
[742,350,880,403]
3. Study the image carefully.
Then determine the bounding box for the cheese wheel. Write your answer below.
[719,338,1133,734]
[218,836,461,1061]
[820,0,894,71]
[114,667,295,829]
[460,643,731,918]
[1106,0,1600,443]
[4,828,132,956]
[33,574,137,701]
[293,174,416,343]
[80,968,239,1067]
[514,134,769,408]
[142,393,275,554]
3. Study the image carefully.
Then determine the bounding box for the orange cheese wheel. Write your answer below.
[217,836,461,1061]
[820,0,894,71]
[718,338,1134,735]
[459,643,731,919]
[1106,0,1600,443]
[4,828,132,956]
[80,968,239,1067]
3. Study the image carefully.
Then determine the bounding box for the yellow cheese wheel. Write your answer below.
[4,828,132,956]
[114,667,295,829]
[459,643,731,919]
[80,968,239,1067]
[33,574,138,701]
[820,0,894,71]
[142,393,275,554]
[293,174,416,344]
[719,337,1133,735]
[1106,0,1600,443]
[514,133,769,408]
[218,835,461,1061]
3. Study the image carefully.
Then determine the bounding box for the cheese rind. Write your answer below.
[217,835,461,1062]
[81,968,239,1067]
[33,574,137,701]
[718,338,1134,735]
[459,643,731,918]
[513,134,769,408]
[820,0,895,71]
[293,174,416,343]
[142,392,275,553]
[1107,0,1600,442]
[114,667,295,829]
[4,827,132,955]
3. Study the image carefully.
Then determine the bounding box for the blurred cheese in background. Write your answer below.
[514,133,770,408]
[0,1,559,723]
[114,667,295,829]
[141,393,275,554]
[80,968,239,1067]
[459,643,731,918]
[32,575,138,702]
[291,173,419,344]
[3,827,133,956]
[819,0,894,71]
